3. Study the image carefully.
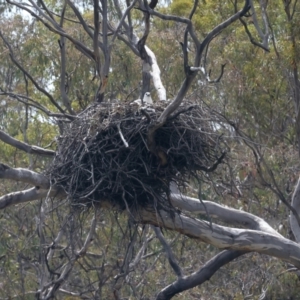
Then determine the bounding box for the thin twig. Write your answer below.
[117,123,129,148]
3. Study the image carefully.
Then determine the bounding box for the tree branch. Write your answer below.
[67,0,95,40]
[170,193,281,237]
[0,91,75,120]
[58,3,74,115]
[137,8,152,98]
[153,226,183,278]
[198,0,251,56]
[111,0,138,44]
[156,250,244,300]
[0,187,63,209]
[6,0,95,61]
[290,177,300,243]
[147,10,199,48]
[147,3,251,149]
[0,129,55,156]
[137,208,300,268]
[0,30,66,114]
[0,163,50,188]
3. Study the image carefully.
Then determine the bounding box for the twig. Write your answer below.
[167,105,197,121]
[117,123,129,148]
[153,226,183,278]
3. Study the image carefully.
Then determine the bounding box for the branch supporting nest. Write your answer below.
[48,102,225,211]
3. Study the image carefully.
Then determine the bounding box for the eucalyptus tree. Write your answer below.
[1,0,300,299]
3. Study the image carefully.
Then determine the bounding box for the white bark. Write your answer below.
[170,194,281,237]
[1,182,300,269]
[0,186,64,209]
[138,208,300,268]
[145,46,166,101]
[0,163,50,188]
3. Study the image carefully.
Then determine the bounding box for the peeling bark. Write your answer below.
[145,46,166,101]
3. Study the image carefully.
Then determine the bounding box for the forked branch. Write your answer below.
[138,208,300,268]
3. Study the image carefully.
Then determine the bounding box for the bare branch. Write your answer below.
[6,0,95,61]
[290,177,300,243]
[137,10,152,97]
[156,250,244,300]
[0,129,55,156]
[36,0,55,21]
[0,163,50,188]
[194,63,227,83]
[129,226,152,269]
[137,208,300,268]
[148,10,200,48]
[115,32,140,56]
[58,3,75,115]
[170,193,281,237]
[111,0,139,44]
[77,214,97,256]
[0,30,66,114]
[228,121,300,229]
[0,187,63,209]
[199,0,251,56]
[188,0,198,20]
[249,0,269,50]
[239,17,270,52]
[28,0,60,30]
[0,91,75,120]
[58,289,81,298]
[40,214,97,299]
[67,0,94,40]
[93,0,101,77]
[153,226,183,278]
[117,122,129,147]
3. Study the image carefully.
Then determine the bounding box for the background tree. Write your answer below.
[1,0,300,299]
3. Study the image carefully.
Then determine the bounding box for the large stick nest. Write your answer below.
[48,101,225,211]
